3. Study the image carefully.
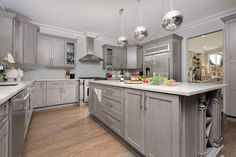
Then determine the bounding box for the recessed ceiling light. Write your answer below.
[201,35,206,38]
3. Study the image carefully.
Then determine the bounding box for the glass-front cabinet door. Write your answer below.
[65,40,76,66]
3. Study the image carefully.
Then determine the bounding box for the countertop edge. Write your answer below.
[89,81,227,96]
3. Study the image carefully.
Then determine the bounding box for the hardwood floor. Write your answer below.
[23,105,134,157]
[23,105,236,157]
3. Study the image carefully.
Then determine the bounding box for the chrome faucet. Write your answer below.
[105,65,113,72]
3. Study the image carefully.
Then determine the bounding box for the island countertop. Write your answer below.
[89,80,227,96]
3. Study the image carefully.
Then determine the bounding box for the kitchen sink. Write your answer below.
[0,83,18,86]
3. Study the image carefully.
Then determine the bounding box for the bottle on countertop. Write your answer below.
[120,69,124,82]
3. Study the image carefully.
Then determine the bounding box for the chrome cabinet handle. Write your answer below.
[140,93,143,109]
[144,94,148,111]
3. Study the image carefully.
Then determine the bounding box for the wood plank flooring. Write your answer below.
[23,105,236,157]
[23,105,134,157]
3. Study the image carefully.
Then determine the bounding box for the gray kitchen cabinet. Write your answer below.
[0,102,9,157]
[13,20,24,63]
[11,12,39,64]
[38,35,51,65]
[63,81,78,104]
[144,92,180,157]
[103,45,115,69]
[0,9,39,64]
[124,89,145,153]
[38,34,76,67]
[46,81,62,106]
[23,24,38,64]
[0,10,15,59]
[137,46,143,69]
[51,38,65,66]
[32,81,46,108]
[126,45,143,70]
[103,45,127,70]
[89,85,102,120]
[89,91,95,115]
[222,15,236,117]
[113,47,127,69]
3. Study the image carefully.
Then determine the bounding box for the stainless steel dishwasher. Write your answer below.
[11,87,32,157]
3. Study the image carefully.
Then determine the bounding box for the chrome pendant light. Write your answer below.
[162,0,183,31]
[134,0,148,41]
[117,8,128,47]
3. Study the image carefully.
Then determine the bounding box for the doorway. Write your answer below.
[187,30,224,83]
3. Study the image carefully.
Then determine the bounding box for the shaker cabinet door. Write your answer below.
[124,89,145,153]
[63,81,78,104]
[38,36,51,65]
[145,92,180,157]
[51,38,65,66]
[0,15,13,59]
[46,81,62,106]
[32,82,46,108]
[23,24,37,64]
[112,47,122,69]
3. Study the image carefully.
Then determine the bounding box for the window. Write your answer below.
[209,53,223,67]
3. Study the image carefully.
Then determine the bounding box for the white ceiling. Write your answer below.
[188,31,223,53]
[2,0,236,42]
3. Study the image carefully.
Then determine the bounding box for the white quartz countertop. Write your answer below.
[90,80,227,96]
[0,81,33,105]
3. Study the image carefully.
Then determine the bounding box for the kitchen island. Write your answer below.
[89,80,227,157]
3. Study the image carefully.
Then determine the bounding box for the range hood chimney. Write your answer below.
[79,35,103,62]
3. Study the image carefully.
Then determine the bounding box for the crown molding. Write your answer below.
[142,7,236,43]
[33,22,117,45]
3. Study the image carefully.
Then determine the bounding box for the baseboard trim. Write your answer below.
[34,102,79,112]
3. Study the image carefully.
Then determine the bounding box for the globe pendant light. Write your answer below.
[134,0,148,41]
[162,0,183,31]
[117,8,128,47]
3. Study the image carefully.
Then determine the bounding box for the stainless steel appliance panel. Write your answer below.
[11,90,31,157]
[144,52,170,78]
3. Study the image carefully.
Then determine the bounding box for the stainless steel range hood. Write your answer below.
[79,36,103,62]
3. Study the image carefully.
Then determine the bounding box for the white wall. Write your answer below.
[23,24,117,80]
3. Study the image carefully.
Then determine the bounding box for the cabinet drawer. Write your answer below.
[102,97,122,112]
[34,81,46,88]
[102,97,122,121]
[47,81,62,87]
[64,81,78,86]
[102,86,122,102]
[102,112,123,137]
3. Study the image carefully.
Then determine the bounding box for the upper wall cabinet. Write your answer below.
[103,45,127,70]
[0,9,39,64]
[38,34,76,67]
[126,45,143,70]
[22,24,38,64]
[0,11,15,59]
[103,44,143,70]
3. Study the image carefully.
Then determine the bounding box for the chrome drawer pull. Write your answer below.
[106,101,113,107]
